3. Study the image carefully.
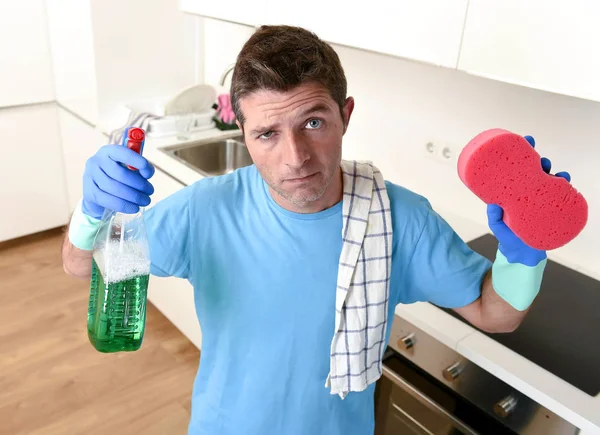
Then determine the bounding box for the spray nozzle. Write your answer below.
[122,127,146,170]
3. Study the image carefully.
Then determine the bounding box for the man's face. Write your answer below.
[238,82,354,213]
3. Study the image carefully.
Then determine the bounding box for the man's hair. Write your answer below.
[230,25,347,126]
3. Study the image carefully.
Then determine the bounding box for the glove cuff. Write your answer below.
[492,248,547,311]
[68,199,102,251]
[498,243,547,266]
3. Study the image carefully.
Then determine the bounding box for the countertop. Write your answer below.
[124,126,600,434]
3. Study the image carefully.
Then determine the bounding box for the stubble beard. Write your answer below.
[264,166,338,209]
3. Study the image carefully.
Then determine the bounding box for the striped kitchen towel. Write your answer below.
[108,111,161,145]
[325,159,393,399]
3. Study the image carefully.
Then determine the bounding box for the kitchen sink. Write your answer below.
[160,133,253,177]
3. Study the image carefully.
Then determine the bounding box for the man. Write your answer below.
[62,25,569,434]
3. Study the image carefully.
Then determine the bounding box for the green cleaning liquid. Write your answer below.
[87,248,150,353]
[87,126,152,353]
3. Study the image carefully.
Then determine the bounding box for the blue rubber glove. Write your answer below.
[487,135,571,310]
[82,144,155,219]
[487,135,571,265]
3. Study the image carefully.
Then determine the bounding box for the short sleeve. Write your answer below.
[143,185,194,279]
[402,208,492,308]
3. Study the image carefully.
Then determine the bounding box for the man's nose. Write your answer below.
[283,132,310,169]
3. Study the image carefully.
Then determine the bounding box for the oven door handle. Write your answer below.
[382,362,480,435]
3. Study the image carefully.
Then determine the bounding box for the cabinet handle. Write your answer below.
[397,333,416,350]
[443,361,463,381]
[494,394,518,418]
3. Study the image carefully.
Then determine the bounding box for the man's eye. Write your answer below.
[306,119,322,129]
[260,131,274,140]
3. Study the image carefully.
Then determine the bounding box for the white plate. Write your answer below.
[164,84,217,115]
[146,109,215,133]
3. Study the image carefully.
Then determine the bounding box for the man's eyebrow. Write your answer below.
[249,103,333,136]
[250,122,279,136]
[299,102,331,118]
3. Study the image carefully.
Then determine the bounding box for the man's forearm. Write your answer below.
[61,222,93,279]
[479,268,529,332]
[454,268,529,333]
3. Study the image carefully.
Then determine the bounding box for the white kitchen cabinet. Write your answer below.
[45,0,99,126]
[146,168,203,350]
[179,0,266,27]
[0,104,69,242]
[57,108,107,212]
[267,0,469,68]
[0,1,55,107]
[458,0,600,102]
[181,0,467,67]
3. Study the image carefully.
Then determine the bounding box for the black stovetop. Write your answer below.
[439,233,600,397]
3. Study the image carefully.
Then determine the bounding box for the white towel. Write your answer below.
[108,111,161,145]
[325,159,393,399]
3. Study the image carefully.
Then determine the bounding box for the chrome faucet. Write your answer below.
[219,64,236,87]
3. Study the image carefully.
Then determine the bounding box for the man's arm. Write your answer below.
[61,221,93,279]
[452,202,549,334]
[453,268,529,333]
[396,204,543,335]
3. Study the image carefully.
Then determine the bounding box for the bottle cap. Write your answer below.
[122,127,146,170]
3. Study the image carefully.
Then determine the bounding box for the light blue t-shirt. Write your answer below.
[143,164,491,435]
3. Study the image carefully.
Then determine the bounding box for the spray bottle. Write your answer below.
[87,127,151,352]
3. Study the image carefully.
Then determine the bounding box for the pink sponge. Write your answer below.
[458,128,588,250]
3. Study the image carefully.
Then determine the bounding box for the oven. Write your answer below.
[373,315,579,435]
[375,349,492,435]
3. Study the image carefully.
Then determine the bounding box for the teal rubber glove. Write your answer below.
[487,135,571,310]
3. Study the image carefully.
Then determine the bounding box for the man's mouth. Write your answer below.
[285,173,318,183]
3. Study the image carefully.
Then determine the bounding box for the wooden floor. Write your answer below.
[0,228,200,435]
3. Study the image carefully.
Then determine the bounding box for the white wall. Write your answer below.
[202,19,254,94]
[90,0,203,132]
[200,19,599,277]
[335,43,600,277]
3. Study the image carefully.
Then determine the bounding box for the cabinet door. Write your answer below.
[179,0,266,27]
[458,0,600,102]
[266,0,468,68]
[57,108,107,212]
[0,104,69,242]
[0,1,55,107]
[146,168,203,350]
[45,0,99,125]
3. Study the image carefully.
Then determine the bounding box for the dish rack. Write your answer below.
[124,96,216,138]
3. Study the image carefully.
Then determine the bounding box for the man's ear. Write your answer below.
[342,96,355,134]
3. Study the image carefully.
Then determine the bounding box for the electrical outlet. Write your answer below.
[423,140,458,167]
[440,144,455,164]
[423,140,438,160]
